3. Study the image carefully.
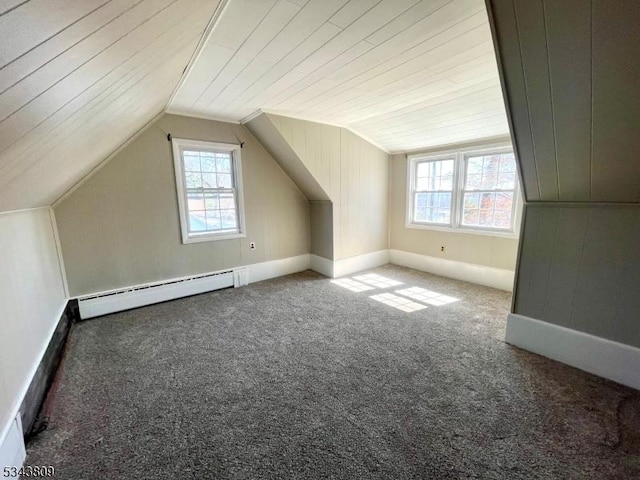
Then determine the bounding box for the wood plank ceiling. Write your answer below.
[0,0,220,211]
[168,0,509,153]
[0,0,510,211]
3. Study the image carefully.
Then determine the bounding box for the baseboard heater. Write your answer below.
[78,269,244,320]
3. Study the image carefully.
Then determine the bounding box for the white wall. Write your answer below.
[0,208,67,445]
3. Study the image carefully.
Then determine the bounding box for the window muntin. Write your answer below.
[172,139,245,244]
[408,146,519,234]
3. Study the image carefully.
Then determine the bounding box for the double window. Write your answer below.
[172,138,245,244]
[408,145,520,234]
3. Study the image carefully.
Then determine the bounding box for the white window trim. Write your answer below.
[172,138,246,244]
[405,142,522,238]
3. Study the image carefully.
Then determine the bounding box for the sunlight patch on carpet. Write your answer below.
[353,274,403,288]
[369,293,427,312]
[395,287,459,306]
[331,278,375,292]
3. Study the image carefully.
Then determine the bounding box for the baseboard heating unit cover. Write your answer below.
[78,270,234,319]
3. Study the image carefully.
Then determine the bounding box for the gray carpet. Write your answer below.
[26,265,640,479]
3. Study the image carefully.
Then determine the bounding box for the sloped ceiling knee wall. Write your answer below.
[487,0,640,348]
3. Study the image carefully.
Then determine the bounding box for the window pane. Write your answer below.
[415,159,453,192]
[416,178,431,191]
[185,171,202,188]
[440,160,454,178]
[465,153,516,191]
[413,188,451,224]
[480,192,495,210]
[436,209,451,223]
[499,153,516,172]
[415,207,427,221]
[438,192,451,209]
[201,154,215,172]
[216,154,231,173]
[424,208,436,222]
[467,156,483,175]
[220,209,237,229]
[497,172,516,189]
[204,193,219,210]
[417,193,436,209]
[466,174,481,189]
[202,172,216,188]
[462,191,513,229]
[217,173,232,188]
[439,172,453,190]
[183,152,200,171]
[495,192,514,210]
[463,193,479,209]
[187,193,204,211]
[479,209,494,226]
[219,193,235,210]
[189,211,207,232]
[205,211,221,230]
[416,162,431,178]
[463,209,479,225]
[481,172,498,189]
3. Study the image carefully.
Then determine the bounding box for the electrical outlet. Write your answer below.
[249,242,256,251]
[440,246,445,252]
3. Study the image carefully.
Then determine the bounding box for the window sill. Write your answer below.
[182,232,246,244]
[405,222,518,239]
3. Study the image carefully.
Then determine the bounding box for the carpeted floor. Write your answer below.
[26,265,640,479]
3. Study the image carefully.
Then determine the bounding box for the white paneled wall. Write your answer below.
[0,208,66,447]
[255,113,389,261]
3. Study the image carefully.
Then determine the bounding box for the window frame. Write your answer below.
[406,143,522,238]
[172,138,246,244]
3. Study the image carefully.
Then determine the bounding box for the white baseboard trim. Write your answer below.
[310,254,333,278]
[506,313,640,390]
[333,250,390,278]
[0,417,25,472]
[247,254,310,283]
[389,249,514,291]
[310,251,390,278]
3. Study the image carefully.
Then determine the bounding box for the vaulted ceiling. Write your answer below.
[0,0,509,212]
[168,0,509,152]
[0,0,220,211]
